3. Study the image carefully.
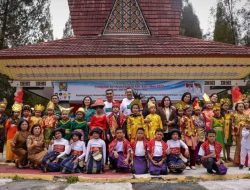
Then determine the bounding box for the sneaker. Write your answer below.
[191,166,196,170]
[207,170,215,174]
[239,165,244,169]
[186,166,191,170]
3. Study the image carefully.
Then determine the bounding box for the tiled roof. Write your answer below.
[68,0,182,36]
[0,35,250,58]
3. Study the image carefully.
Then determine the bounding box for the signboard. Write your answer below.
[53,80,204,101]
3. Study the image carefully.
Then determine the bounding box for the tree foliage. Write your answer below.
[63,16,74,38]
[0,0,53,49]
[180,1,202,39]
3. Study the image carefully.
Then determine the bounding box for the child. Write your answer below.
[57,107,73,140]
[180,105,197,170]
[71,107,88,142]
[211,104,225,158]
[146,101,163,140]
[30,104,44,130]
[239,119,250,170]
[41,101,57,147]
[199,129,227,175]
[202,94,214,131]
[85,128,106,174]
[175,103,185,131]
[41,128,70,172]
[147,128,168,175]
[107,101,127,142]
[109,128,131,172]
[61,131,86,173]
[22,105,32,124]
[131,128,148,174]
[0,99,8,161]
[127,102,147,142]
[192,102,205,163]
[167,129,189,173]
[89,98,107,140]
[5,103,22,162]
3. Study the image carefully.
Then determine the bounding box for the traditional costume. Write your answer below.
[148,138,168,175]
[0,99,8,158]
[71,107,89,142]
[56,107,73,140]
[41,128,70,172]
[5,103,22,161]
[107,102,127,141]
[22,105,32,125]
[109,138,131,172]
[131,139,148,174]
[61,131,86,173]
[240,120,250,168]
[85,128,106,174]
[167,130,188,173]
[202,93,214,131]
[30,104,44,130]
[12,130,30,168]
[180,107,197,168]
[199,140,226,174]
[89,98,107,140]
[146,101,163,140]
[27,132,47,168]
[41,101,57,146]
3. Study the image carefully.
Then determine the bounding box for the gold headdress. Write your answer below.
[242,94,250,102]
[203,93,211,103]
[192,99,201,110]
[60,107,74,114]
[47,101,55,110]
[213,103,221,111]
[130,91,144,109]
[175,101,186,110]
[0,98,7,108]
[220,98,231,106]
[76,107,85,114]
[34,104,45,112]
[147,100,156,109]
[12,103,22,112]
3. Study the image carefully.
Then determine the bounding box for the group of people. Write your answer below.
[0,88,250,175]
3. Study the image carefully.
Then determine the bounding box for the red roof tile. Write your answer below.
[0,35,250,58]
[68,0,182,36]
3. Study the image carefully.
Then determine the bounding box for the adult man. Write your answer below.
[104,89,114,116]
[120,88,134,117]
[50,94,62,119]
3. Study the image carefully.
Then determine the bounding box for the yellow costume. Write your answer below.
[146,113,163,140]
[127,114,147,141]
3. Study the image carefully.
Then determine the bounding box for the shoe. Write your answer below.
[207,170,215,174]
[239,165,244,169]
[191,166,196,170]
[186,166,191,170]
[248,167,250,171]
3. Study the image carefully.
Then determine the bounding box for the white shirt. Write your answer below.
[167,139,188,154]
[198,144,223,157]
[153,141,163,157]
[241,127,250,149]
[115,141,124,152]
[49,138,70,159]
[135,141,146,156]
[85,138,106,163]
[104,101,113,116]
[164,107,170,121]
[71,140,86,160]
[120,98,134,117]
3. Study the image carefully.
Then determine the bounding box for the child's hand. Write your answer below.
[114,151,119,159]
[124,158,129,165]
[184,150,189,157]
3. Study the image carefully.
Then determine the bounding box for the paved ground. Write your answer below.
[1,180,250,190]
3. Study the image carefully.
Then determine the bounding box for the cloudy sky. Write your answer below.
[50,0,217,39]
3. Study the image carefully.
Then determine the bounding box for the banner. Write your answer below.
[53,80,204,101]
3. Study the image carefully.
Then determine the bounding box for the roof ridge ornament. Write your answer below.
[103,0,150,35]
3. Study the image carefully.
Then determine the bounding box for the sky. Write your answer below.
[50,0,217,39]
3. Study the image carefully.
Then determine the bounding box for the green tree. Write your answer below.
[63,16,74,38]
[240,0,250,46]
[0,0,53,49]
[180,2,202,39]
[213,0,238,44]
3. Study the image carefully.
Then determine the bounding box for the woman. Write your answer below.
[27,124,47,168]
[233,102,249,165]
[11,119,30,168]
[243,95,250,117]
[82,96,95,123]
[158,96,176,141]
[210,93,218,106]
[181,92,192,106]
